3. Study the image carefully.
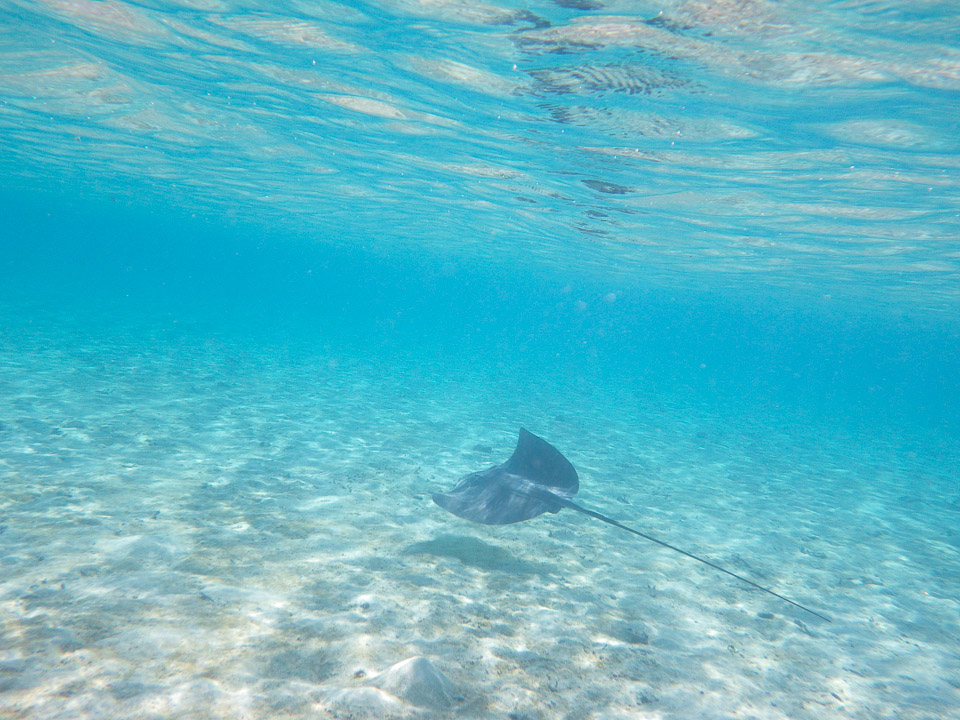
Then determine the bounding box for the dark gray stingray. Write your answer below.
[433,428,830,622]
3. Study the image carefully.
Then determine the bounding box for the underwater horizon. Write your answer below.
[2,0,959,718]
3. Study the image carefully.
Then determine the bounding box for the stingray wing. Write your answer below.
[432,429,579,525]
[504,428,579,497]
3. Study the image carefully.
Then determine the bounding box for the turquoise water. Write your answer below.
[2,1,959,718]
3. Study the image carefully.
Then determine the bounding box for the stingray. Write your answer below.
[433,428,830,622]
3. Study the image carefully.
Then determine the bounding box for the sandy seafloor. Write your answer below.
[1,310,958,720]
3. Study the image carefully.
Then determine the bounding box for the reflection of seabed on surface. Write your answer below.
[2,0,958,313]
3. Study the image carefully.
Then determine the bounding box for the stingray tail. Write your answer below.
[559,499,831,623]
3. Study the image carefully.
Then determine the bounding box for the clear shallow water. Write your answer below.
[2,1,960,719]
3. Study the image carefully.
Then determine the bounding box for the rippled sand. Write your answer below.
[1,315,957,719]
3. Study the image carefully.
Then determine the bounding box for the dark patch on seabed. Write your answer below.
[405,534,557,577]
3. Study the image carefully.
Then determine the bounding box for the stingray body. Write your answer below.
[433,428,830,622]
[433,429,577,524]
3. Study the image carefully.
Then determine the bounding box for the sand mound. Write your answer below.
[369,656,457,710]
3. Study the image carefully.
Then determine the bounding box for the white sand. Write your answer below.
[1,316,958,719]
